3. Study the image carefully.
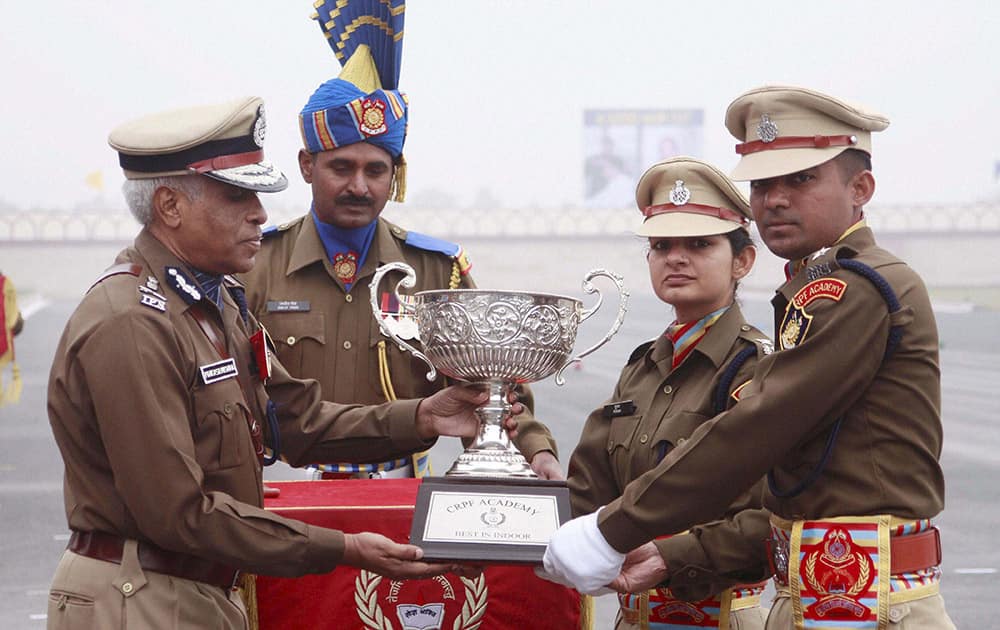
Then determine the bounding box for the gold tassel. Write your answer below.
[1,364,21,406]
[579,594,595,630]
[238,573,259,630]
[390,155,407,203]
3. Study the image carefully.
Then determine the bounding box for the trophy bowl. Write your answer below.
[371,262,629,478]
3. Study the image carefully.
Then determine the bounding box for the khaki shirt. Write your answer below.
[598,227,944,552]
[240,215,556,461]
[48,229,435,577]
[568,304,772,599]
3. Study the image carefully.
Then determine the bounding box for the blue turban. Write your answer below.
[299,75,408,159]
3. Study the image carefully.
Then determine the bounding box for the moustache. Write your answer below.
[336,195,375,207]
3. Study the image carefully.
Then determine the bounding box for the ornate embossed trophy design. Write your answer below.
[371,262,628,563]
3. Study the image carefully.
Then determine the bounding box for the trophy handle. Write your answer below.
[369,262,437,382]
[554,268,629,385]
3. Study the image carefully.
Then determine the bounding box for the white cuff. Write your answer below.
[542,508,625,594]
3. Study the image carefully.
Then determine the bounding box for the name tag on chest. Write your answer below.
[200,358,239,385]
[266,300,310,312]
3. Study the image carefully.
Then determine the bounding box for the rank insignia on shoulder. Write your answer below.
[200,358,239,385]
[165,267,202,304]
[139,291,167,312]
[756,338,774,355]
[603,400,637,418]
[144,275,160,291]
[806,262,833,281]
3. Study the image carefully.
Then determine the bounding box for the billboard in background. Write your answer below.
[583,109,703,208]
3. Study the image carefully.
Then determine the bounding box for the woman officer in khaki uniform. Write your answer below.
[567,157,773,630]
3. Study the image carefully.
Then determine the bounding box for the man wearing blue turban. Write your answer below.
[242,1,562,481]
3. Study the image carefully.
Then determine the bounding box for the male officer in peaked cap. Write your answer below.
[240,1,561,481]
[539,86,954,629]
[46,96,513,630]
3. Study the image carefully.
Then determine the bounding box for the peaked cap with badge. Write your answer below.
[109,96,288,192]
[635,156,751,238]
[300,0,409,201]
[725,85,889,182]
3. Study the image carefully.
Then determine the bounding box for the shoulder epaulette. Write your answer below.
[88,263,142,293]
[404,230,461,258]
[262,217,302,240]
[627,339,655,366]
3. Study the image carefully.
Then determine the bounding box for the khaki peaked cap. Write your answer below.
[635,157,751,238]
[725,85,889,181]
[109,96,287,192]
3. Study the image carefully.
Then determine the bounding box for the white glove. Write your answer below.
[537,509,625,595]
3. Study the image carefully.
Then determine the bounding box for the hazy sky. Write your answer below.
[4,1,998,213]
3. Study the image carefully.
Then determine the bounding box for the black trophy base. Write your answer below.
[410,476,570,564]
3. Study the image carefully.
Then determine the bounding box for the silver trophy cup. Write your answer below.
[370,262,629,478]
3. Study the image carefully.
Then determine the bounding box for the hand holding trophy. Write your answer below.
[371,262,628,562]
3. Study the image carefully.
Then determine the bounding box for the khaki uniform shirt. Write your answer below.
[568,304,772,599]
[598,227,944,552]
[48,229,435,577]
[240,215,556,461]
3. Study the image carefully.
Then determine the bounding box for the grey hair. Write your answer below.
[121,175,204,225]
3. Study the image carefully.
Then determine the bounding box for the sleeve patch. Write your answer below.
[792,278,847,309]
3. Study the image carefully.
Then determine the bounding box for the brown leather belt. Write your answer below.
[890,527,942,574]
[68,530,240,590]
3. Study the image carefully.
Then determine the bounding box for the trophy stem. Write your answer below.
[445,380,536,478]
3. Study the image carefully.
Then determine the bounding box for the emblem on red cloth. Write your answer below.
[802,527,876,620]
[333,251,359,285]
[358,98,388,136]
[354,570,487,630]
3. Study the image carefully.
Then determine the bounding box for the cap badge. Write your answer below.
[757,114,779,143]
[358,98,388,136]
[669,180,691,206]
[252,104,267,148]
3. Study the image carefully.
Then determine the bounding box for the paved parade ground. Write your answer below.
[2,276,997,627]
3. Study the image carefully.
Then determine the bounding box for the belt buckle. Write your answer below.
[768,533,789,586]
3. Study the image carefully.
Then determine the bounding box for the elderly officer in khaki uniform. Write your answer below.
[240,8,559,480]
[541,86,954,629]
[46,97,514,630]
[568,158,772,630]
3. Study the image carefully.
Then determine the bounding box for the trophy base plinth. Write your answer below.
[411,476,570,564]
[444,448,536,478]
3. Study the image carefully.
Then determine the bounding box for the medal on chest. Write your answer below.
[332,250,359,285]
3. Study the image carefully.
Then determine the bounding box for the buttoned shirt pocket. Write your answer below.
[260,312,325,378]
[651,411,709,466]
[192,382,247,471]
[607,414,642,486]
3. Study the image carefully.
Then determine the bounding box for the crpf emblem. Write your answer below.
[803,527,875,619]
[358,98,388,136]
[355,570,488,630]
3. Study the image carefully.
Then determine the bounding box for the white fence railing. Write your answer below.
[2,202,999,243]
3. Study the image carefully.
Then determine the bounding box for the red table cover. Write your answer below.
[256,479,585,629]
